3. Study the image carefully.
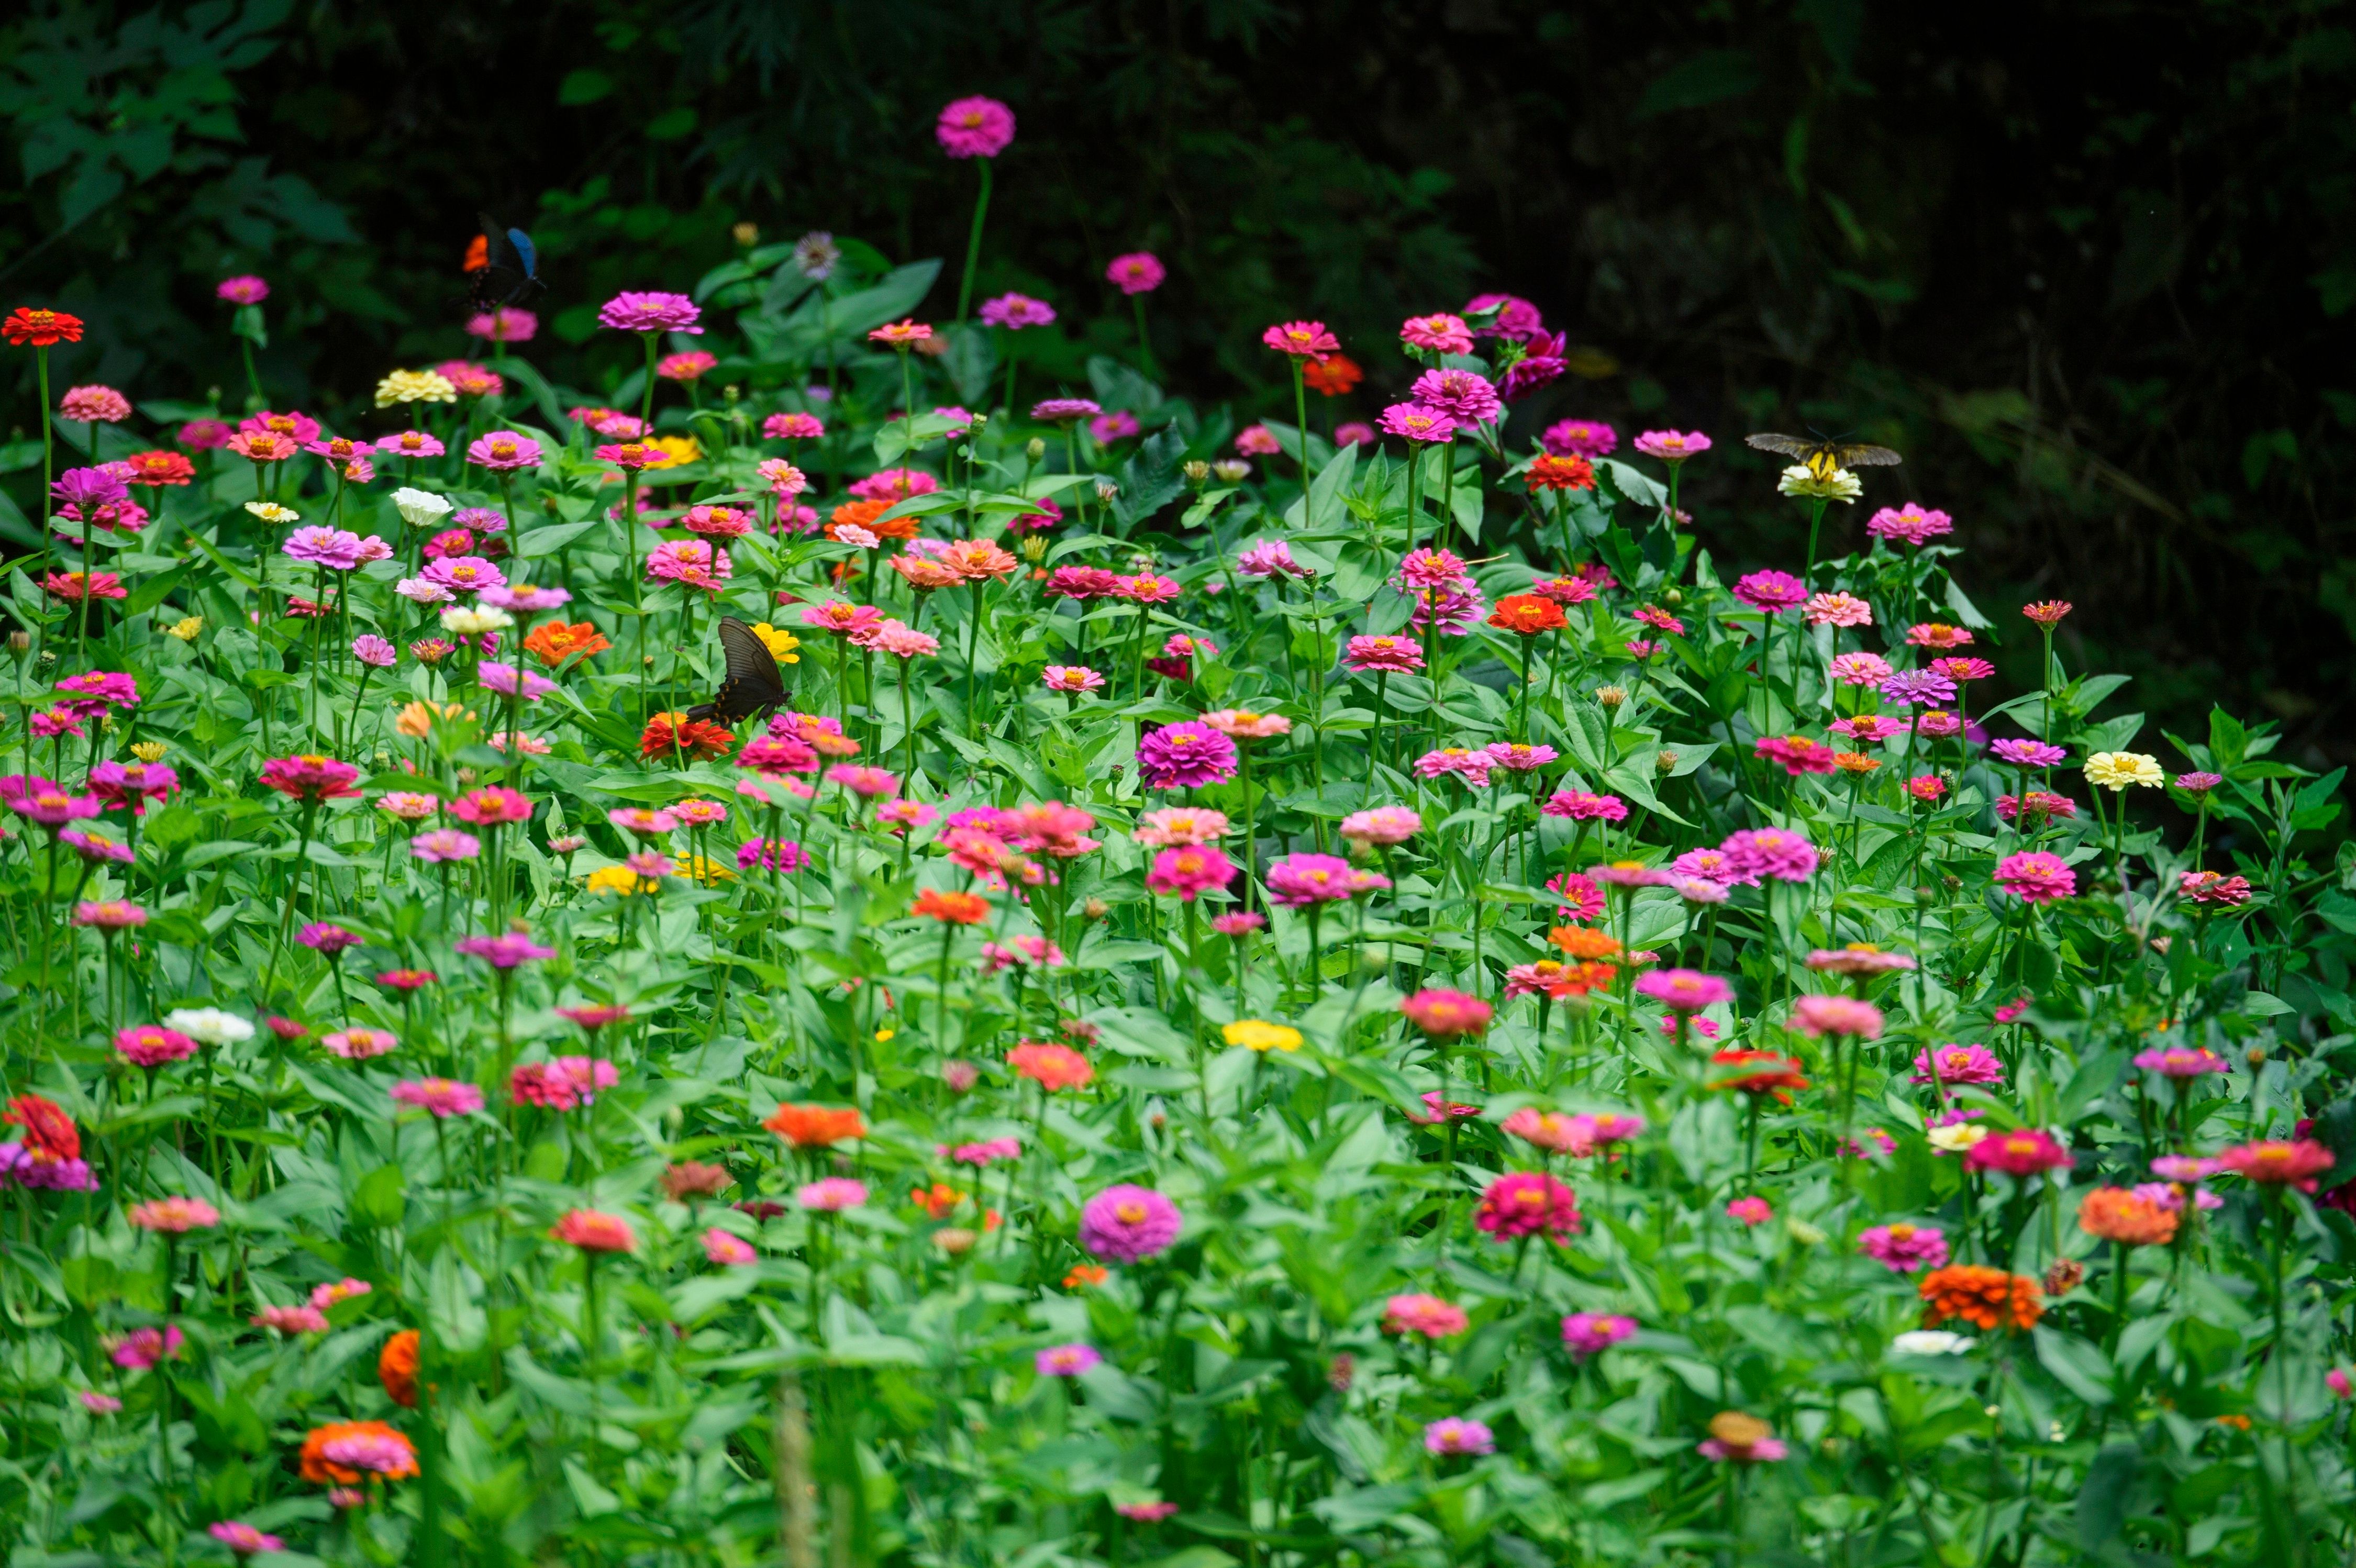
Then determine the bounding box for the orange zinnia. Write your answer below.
[1302,353,1364,396]
[765,1104,866,1148]
[1707,1049,1810,1103]
[1007,1041,1094,1092]
[912,888,991,925]
[1487,594,1569,636]
[2077,1186,2180,1248]
[379,1329,420,1408]
[1918,1265,2043,1332]
[1548,925,1623,961]
[640,711,737,762]
[1525,454,1595,493]
[829,497,918,541]
[524,619,610,669]
[910,1182,964,1219]
[299,1420,419,1484]
[1064,1262,1110,1289]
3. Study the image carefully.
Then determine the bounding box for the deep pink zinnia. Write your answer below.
[1135,722,1238,790]
[1143,843,1235,901]
[1963,1128,2073,1177]
[1475,1172,1580,1240]
[936,95,1015,158]
[1993,851,2076,904]
[1731,571,1807,613]
[1635,970,1730,1013]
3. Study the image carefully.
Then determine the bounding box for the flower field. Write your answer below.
[4,96,2356,1568]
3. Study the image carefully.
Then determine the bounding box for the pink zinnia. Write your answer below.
[797,1177,869,1213]
[114,1025,198,1067]
[1858,1222,1950,1272]
[1339,806,1420,846]
[1636,970,1730,1014]
[1382,1293,1470,1338]
[1080,1184,1183,1261]
[1719,827,1817,883]
[1866,503,1953,547]
[1343,634,1424,672]
[1399,312,1475,354]
[1787,994,1883,1039]
[1377,402,1458,444]
[1262,319,1339,361]
[1135,722,1238,789]
[1401,988,1492,1038]
[1265,852,1388,906]
[1542,789,1627,822]
[391,1078,484,1117]
[598,291,703,335]
[1561,1312,1637,1357]
[1726,1196,1773,1226]
[1543,419,1619,459]
[1993,851,2076,904]
[1475,1171,1580,1240]
[2215,1139,2336,1192]
[1106,252,1166,294]
[1964,1128,2074,1177]
[1632,430,1710,462]
[1143,843,1236,901]
[936,95,1015,158]
[1914,1043,2004,1086]
[704,1228,757,1265]
[1731,570,1807,613]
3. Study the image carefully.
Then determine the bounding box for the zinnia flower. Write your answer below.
[1919,1266,2043,1332]
[1474,1172,1580,1240]
[1080,1185,1183,1262]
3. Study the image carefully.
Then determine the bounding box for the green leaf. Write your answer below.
[2032,1325,2115,1406]
[348,1162,406,1228]
[2075,1442,2140,1551]
[1636,50,1762,117]
[558,69,615,105]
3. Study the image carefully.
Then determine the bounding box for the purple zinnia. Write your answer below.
[1031,397,1101,422]
[51,466,129,510]
[1079,1184,1182,1262]
[1879,669,1959,707]
[936,95,1016,159]
[598,292,704,336]
[1136,721,1239,790]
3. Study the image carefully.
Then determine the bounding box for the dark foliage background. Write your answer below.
[4,0,2352,759]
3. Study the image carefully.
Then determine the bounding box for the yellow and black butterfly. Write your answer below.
[1744,432,1903,482]
[687,617,786,727]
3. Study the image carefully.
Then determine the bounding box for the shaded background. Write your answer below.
[4,0,2350,760]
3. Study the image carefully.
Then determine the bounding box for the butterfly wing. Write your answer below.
[1833,443,1904,468]
[705,616,785,725]
[1744,433,1817,460]
[468,214,542,308]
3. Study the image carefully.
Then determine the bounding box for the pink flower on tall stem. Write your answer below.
[1080,1185,1183,1261]
[1144,843,1235,901]
[1107,252,1165,293]
[936,96,1015,158]
[1993,851,2076,904]
[1475,1172,1580,1239]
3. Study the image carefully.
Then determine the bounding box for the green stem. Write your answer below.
[954,159,994,323]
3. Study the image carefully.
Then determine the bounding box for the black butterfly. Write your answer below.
[687,617,787,727]
[1744,432,1903,482]
[468,213,541,309]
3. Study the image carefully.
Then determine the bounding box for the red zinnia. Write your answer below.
[3,307,84,347]
[1707,1049,1809,1103]
[639,712,736,762]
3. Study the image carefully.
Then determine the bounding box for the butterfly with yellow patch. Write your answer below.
[687,617,786,727]
[1744,432,1903,481]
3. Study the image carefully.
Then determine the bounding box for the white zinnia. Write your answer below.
[163,1007,256,1046]
[392,487,453,528]
[1891,1330,1974,1356]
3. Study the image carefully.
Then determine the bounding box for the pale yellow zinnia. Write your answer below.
[1776,465,1864,503]
[2084,752,2164,791]
[375,369,458,408]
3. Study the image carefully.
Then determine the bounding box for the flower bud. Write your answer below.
[941,1060,979,1094]
[1655,749,1678,774]
[1095,479,1119,505]
[1212,458,1251,483]
[732,221,760,248]
[5,631,27,661]
[1026,438,1047,461]
[1183,460,1210,484]
[2042,1258,2085,1295]
[1594,685,1627,709]
[2247,1047,2268,1068]
[1663,587,1685,605]
[932,1227,978,1255]
[1084,898,1110,921]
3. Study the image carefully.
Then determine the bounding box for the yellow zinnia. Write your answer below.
[643,435,702,469]
[748,622,802,664]
[584,864,646,897]
[1223,1020,1303,1053]
[163,617,203,642]
[672,853,739,886]
[2084,752,2163,791]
